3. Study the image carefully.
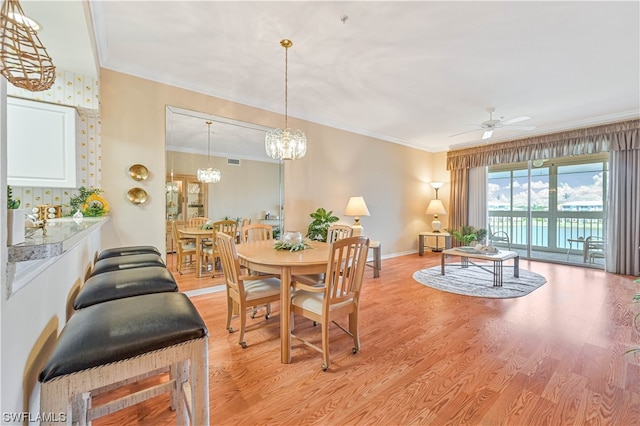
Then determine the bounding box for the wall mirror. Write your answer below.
[165,106,283,287]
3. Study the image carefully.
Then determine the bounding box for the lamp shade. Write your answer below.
[344,196,370,236]
[425,199,446,216]
[344,196,370,217]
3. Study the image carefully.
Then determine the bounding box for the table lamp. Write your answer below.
[426,199,447,232]
[426,182,446,232]
[344,196,370,236]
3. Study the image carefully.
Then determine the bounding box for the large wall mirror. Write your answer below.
[165,106,283,284]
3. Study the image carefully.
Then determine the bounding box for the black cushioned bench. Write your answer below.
[96,245,161,261]
[90,253,165,276]
[39,292,209,425]
[74,266,178,309]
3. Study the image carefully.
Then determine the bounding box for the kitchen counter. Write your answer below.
[8,217,109,263]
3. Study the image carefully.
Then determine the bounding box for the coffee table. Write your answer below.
[441,247,519,287]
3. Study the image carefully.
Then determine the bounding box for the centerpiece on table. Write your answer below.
[274,231,311,252]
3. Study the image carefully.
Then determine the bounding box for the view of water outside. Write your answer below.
[487,155,607,259]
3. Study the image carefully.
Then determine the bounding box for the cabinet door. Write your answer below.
[7,97,79,188]
[185,179,206,219]
[166,180,182,220]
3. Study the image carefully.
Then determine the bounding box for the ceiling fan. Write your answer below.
[450,107,535,140]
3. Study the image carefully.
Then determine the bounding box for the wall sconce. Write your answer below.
[344,196,370,236]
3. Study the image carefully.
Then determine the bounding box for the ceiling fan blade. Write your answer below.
[449,128,482,137]
[482,129,493,140]
[501,115,530,125]
[502,125,536,131]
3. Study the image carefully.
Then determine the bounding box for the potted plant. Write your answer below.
[7,185,25,245]
[306,208,339,242]
[69,187,108,217]
[627,278,640,356]
[447,225,487,246]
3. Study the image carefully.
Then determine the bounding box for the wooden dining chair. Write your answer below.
[326,224,353,243]
[171,221,197,274]
[291,236,370,370]
[188,217,209,228]
[216,232,281,348]
[293,224,354,287]
[202,220,239,276]
[241,223,274,243]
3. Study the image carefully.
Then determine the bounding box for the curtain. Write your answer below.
[448,168,468,246]
[606,149,640,276]
[446,119,639,170]
[468,166,487,230]
[446,118,639,272]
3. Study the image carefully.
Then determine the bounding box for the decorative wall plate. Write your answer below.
[129,164,149,181]
[127,187,148,205]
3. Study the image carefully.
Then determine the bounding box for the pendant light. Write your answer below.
[0,0,55,91]
[197,121,221,183]
[265,39,307,160]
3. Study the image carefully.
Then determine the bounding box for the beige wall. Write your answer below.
[100,69,448,256]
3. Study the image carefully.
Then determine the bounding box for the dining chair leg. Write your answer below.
[349,312,360,352]
[226,296,233,332]
[238,302,247,348]
[321,321,330,371]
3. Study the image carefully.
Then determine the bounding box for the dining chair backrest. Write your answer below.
[326,224,353,243]
[188,217,208,227]
[324,236,370,307]
[216,232,244,298]
[213,220,238,239]
[240,217,251,229]
[241,223,274,243]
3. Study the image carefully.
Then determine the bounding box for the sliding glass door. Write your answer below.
[487,153,608,267]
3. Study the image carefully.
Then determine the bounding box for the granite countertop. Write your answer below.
[8,217,108,262]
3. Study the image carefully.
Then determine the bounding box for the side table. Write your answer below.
[418,231,451,255]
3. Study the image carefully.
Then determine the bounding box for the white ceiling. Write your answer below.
[19,1,640,154]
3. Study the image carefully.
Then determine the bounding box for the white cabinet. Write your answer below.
[7,97,79,188]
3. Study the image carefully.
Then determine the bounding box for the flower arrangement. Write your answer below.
[274,240,311,252]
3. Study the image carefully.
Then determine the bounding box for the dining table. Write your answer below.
[178,226,213,278]
[235,239,330,363]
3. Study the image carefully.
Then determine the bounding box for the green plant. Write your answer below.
[7,185,20,209]
[69,187,104,216]
[446,225,487,246]
[306,207,339,242]
[626,278,640,356]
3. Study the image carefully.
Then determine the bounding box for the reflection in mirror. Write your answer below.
[165,106,283,291]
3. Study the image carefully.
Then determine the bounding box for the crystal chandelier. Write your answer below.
[197,121,221,183]
[265,39,307,160]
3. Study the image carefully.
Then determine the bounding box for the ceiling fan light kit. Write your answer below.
[450,106,535,141]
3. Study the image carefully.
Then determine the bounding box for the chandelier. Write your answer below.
[197,121,221,183]
[265,39,307,160]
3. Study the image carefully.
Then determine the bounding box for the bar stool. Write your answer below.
[39,292,209,425]
[96,245,161,261]
[90,253,165,277]
[74,266,178,309]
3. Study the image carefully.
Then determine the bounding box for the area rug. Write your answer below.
[412,265,546,298]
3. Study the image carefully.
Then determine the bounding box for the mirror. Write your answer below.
[165,106,283,288]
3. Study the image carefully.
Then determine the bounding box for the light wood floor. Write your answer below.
[95,252,640,425]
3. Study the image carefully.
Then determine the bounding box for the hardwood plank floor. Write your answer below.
[94,252,640,425]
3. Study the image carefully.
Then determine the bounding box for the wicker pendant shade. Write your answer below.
[0,0,55,91]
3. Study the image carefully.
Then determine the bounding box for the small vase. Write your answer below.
[7,209,25,245]
[73,209,84,224]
